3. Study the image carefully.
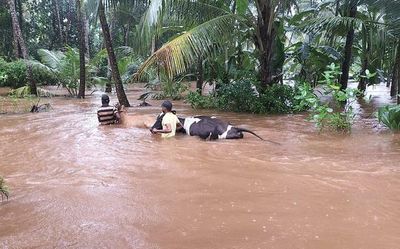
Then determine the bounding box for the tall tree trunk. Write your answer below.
[105,56,112,93]
[390,62,397,97]
[255,0,276,89]
[53,0,64,46]
[196,58,203,94]
[77,0,86,99]
[105,20,114,93]
[7,0,37,95]
[390,40,400,102]
[98,1,130,107]
[328,0,340,47]
[16,0,23,34]
[339,3,357,90]
[124,23,130,46]
[65,0,75,45]
[84,14,90,58]
[358,27,370,93]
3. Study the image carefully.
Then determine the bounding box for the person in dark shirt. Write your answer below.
[97,94,122,125]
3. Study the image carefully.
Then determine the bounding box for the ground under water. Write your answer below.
[0,84,399,249]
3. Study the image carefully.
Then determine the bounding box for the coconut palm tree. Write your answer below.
[85,0,132,106]
[134,0,296,90]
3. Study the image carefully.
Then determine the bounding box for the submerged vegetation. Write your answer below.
[0,176,9,201]
[0,0,400,131]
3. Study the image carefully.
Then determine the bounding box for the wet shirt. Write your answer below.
[161,112,180,138]
[97,106,118,125]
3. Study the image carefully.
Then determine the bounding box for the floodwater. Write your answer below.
[0,84,400,249]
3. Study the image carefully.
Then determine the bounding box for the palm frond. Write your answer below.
[37,49,65,70]
[137,0,230,54]
[135,14,239,80]
[301,15,363,34]
[24,59,55,74]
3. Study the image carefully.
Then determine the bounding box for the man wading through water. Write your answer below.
[151,100,181,138]
[97,94,124,125]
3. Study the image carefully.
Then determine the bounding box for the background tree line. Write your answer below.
[0,0,399,107]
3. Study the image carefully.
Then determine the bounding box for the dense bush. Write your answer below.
[0,58,58,88]
[0,58,26,88]
[186,80,296,114]
[186,91,216,109]
[258,84,295,114]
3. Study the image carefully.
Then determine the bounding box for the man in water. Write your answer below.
[151,100,181,138]
[97,94,123,125]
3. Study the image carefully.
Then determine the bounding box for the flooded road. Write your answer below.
[1,86,400,249]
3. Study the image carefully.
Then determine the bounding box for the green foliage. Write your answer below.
[258,84,295,114]
[0,58,27,88]
[0,58,58,89]
[36,47,80,96]
[294,82,318,112]
[286,42,341,86]
[215,80,260,113]
[186,80,296,114]
[186,91,216,109]
[0,176,9,201]
[297,64,358,132]
[152,74,189,100]
[377,105,400,131]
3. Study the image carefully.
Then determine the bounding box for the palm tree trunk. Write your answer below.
[255,0,276,89]
[390,62,397,97]
[84,14,90,58]
[339,3,357,90]
[124,23,130,46]
[196,58,203,94]
[16,0,23,34]
[77,0,86,99]
[390,40,400,103]
[358,27,369,93]
[7,0,37,95]
[52,0,64,47]
[98,0,130,107]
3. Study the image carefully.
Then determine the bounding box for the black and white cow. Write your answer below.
[180,116,266,140]
[151,114,277,142]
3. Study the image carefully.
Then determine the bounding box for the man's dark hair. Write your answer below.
[161,100,173,112]
[101,94,110,105]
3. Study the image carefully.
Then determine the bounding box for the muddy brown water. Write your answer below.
[0,85,400,249]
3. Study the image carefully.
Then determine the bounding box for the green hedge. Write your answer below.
[0,58,58,88]
[186,80,296,114]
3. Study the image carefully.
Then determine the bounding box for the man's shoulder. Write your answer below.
[98,105,116,111]
[163,112,179,124]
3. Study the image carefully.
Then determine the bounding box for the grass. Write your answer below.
[0,96,39,114]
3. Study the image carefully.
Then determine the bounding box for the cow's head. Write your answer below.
[150,112,164,130]
[150,111,186,133]
[225,127,244,139]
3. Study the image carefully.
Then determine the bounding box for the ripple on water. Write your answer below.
[1,92,400,249]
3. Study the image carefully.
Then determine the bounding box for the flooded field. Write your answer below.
[0,84,399,249]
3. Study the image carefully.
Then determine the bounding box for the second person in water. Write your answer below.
[151,100,182,138]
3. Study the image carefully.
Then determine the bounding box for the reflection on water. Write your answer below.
[0,85,399,249]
